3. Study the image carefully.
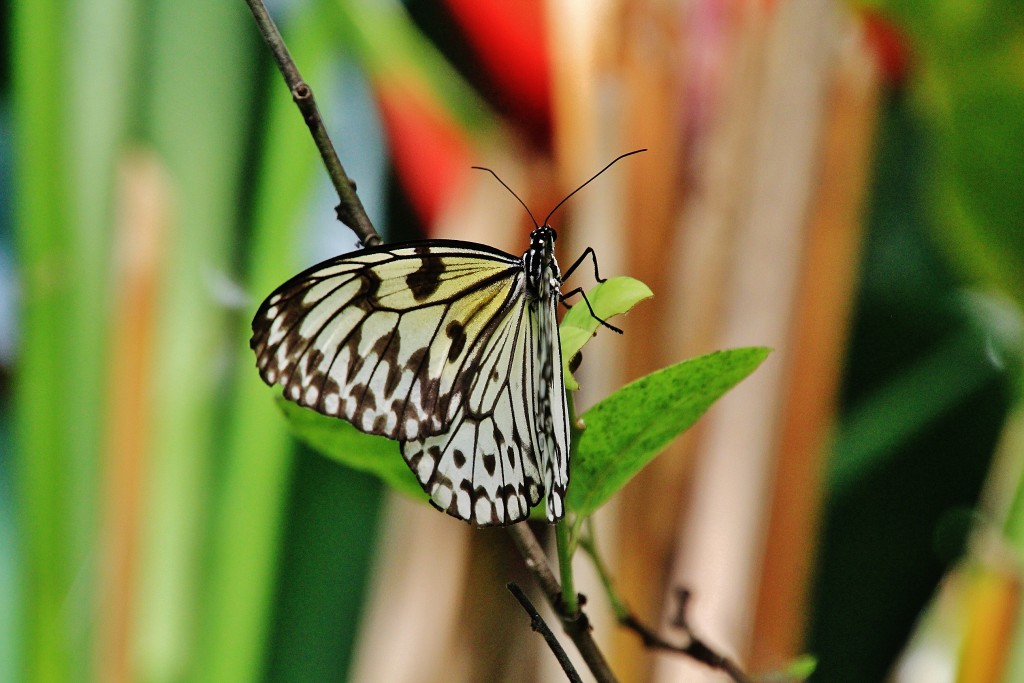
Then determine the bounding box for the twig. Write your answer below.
[243,0,381,247]
[506,523,561,599]
[620,592,753,683]
[506,524,619,683]
[507,583,582,683]
[580,535,754,683]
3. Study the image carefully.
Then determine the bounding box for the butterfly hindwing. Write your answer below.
[402,295,547,525]
[532,294,570,521]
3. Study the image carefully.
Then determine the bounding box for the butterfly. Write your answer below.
[251,151,642,526]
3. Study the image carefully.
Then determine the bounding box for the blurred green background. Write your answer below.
[2,1,1024,682]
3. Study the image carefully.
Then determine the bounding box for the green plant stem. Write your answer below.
[556,520,578,614]
[579,530,628,620]
[13,0,73,679]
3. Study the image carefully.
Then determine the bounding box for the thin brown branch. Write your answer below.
[507,583,582,683]
[505,524,619,683]
[243,0,381,247]
[579,534,754,682]
[620,589,754,683]
[506,524,561,599]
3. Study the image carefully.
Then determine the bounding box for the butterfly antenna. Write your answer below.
[472,166,540,229]
[541,149,647,227]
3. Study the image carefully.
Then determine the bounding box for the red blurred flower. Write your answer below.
[444,0,552,144]
[375,78,475,232]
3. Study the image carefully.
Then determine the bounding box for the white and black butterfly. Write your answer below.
[251,152,641,526]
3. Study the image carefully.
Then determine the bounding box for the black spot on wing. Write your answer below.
[446,320,467,362]
[356,268,382,309]
[406,249,446,302]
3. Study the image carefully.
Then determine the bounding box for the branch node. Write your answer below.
[670,586,692,629]
[617,587,753,683]
[507,583,583,683]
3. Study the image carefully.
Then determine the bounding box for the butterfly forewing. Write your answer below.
[252,242,522,443]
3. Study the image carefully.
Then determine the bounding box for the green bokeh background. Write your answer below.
[2,1,1024,681]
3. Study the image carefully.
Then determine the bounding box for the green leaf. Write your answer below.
[276,397,427,502]
[567,347,771,516]
[784,654,818,679]
[560,276,653,390]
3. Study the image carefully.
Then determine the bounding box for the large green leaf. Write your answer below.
[567,347,770,516]
[560,276,653,390]
[276,397,427,502]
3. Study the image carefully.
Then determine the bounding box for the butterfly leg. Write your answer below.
[561,247,607,284]
[560,287,623,334]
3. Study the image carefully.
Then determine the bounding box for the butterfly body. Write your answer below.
[252,227,570,526]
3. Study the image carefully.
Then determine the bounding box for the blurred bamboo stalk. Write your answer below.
[748,19,880,670]
[892,382,1024,680]
[348,498,472,683]
[197,6,336,680]
[957,558,1019,683]
[655,3,873,680]
[131,1,253,680]
[98,152,167,683]
[12,0,77,679]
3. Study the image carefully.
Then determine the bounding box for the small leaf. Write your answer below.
[276,397,427,501]
[567,347,771,516]
[784,654,817,679]
[560,276,653,390]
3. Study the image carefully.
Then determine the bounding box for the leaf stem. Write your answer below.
[556,520,578,614]
[578,527,629,620]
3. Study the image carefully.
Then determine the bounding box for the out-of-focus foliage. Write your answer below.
[277,398,423,501]
[4,0,1024,682]
[808,3,1024,681]
[862,0,1024,334]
